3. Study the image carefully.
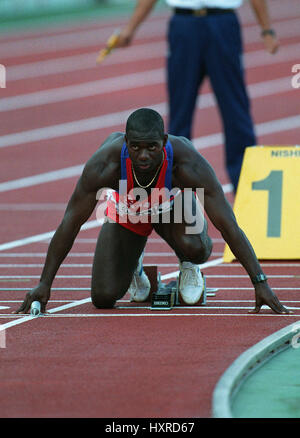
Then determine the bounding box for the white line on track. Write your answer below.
[1,312,298,319]
[0,203,67,210]
[0,219,102,251]
[1,14,300,58]
[0,68,293,112]
[0,105,299,152]
[1,299,300,305]
[0,273,294,279]
[0,260,298,268]
[1,287,300,291]
[6,40,300,82]
[0,110,299,195]
[0,18,168,58]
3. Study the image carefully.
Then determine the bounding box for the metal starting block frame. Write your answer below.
[143,266,217,311]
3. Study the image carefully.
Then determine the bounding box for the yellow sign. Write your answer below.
[223,146,300,262]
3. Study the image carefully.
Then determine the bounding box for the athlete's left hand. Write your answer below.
[249,282,292,314]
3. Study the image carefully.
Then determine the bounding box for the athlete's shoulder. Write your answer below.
[88,132,124,164]
[82,132,124,192]
[168,134,204,162]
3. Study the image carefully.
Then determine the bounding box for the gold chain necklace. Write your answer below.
[132,152,164,189]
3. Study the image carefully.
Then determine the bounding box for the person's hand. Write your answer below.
[13,282,51,314]
[115,27,135,48]
[262,33,279,54]
[249,282,292,314]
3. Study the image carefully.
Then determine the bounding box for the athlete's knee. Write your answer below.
[91,292,115,309]
[91,284,123,309]
[180,234,213,264]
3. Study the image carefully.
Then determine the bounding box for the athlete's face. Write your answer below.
[125,131,168,174]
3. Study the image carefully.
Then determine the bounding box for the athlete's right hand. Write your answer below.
[13,282,51,314]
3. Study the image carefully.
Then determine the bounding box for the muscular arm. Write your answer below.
[173,138,290,314]
[203,173,263,280]
[15,133,122,313]
[39,169,98,287]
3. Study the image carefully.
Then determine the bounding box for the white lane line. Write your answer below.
[0,203,67,210]
[0,68,165,112]
[0,274,294,279]
[1,299,299,305]
[0,256,297,333]
[0,261,223,330]
[0,261,299,267]
[0,165,84,193]
[1,14,299,58]
[212,287,300,290]
[0,165,231,194]
[7,41,166,81]
[0,71,292,113]
[0,18,168,58]
[0,102,299,151]
[0,109,297,194]
[115,305,300,311]
[1,287,300,291]
[6,40,300,82]
[0,218,101,251]
[1,312,298,319]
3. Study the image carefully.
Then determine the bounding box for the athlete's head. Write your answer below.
[125,108,168,174]
[126,108,165,140]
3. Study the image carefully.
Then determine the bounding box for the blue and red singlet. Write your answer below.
[106,140,175,236]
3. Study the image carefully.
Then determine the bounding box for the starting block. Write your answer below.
[143,266,217,311]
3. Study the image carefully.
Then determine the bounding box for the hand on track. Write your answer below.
[249,283,292,314]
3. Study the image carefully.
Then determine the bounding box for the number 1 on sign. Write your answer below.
[252,170,283,237]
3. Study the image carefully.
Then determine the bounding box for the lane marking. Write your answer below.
[1,287,300,291]
[1,68,165,112]
[0,164,84,192]
[1,15,299,58]
[6,41,300,82]
[0,274,294,279]
[0,203,66,210]
[0,260,299,267]
[1,299,299,305]
[0,218,101,251]
[0,108,298,195]
[0,101,299,151]
[1,312,298,319]
[0,261,224,330]
[0,19,168,58]
[0,70,292,112]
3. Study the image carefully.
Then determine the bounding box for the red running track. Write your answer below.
[0,2,300,418]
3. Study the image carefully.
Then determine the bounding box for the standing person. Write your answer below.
[15,108,290,315]
[116,0,279,191]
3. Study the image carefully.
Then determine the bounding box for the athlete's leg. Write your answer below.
[153,192,212,304]
[91,221,147,308]
[153,192,212,264]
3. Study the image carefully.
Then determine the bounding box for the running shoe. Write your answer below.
[178,261,205,305]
